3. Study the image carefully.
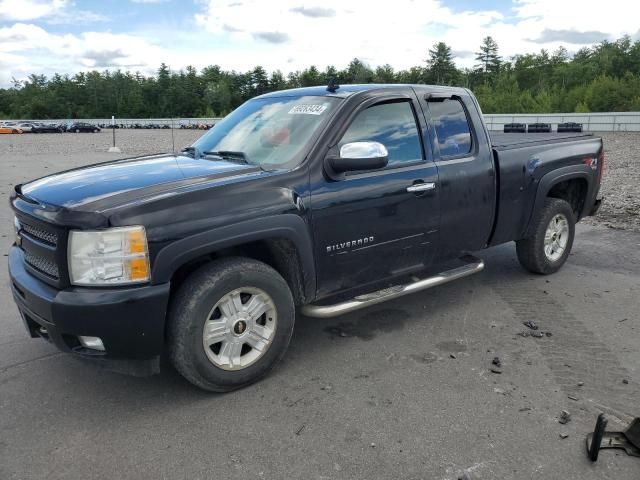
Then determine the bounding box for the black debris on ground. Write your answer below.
[523,320,539,330]
[559,410,571,425]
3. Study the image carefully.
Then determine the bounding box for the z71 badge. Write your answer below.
[326,236,374,253]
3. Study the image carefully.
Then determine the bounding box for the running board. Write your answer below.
[301,254,484,318]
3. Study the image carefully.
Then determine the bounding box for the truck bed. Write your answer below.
[490,132,593,151]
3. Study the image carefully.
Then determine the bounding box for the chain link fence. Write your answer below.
[0,118,223,128]
[4,113,640,132]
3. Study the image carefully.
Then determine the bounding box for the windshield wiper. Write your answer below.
[181,146,201,159]
[200,150,267,171]
[202,150,250,164]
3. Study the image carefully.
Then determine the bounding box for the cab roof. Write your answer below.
[255,84,470,99]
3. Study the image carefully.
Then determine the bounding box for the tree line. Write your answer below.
[1,35,640,119]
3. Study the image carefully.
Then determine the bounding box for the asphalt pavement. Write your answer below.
[0,134,638,479]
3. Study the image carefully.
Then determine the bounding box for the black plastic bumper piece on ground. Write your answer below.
[586,414,640,461]
[8,246,170,376]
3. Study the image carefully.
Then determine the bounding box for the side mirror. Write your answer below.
[329,141,389,173]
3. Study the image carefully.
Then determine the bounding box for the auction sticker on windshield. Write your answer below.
[288,104,328,115]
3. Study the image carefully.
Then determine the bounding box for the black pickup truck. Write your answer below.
[8,84,604,391]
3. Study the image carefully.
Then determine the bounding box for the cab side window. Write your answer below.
[340,101,422,167]
[428,99,472,157]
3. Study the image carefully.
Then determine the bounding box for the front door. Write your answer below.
[310,93,440,299]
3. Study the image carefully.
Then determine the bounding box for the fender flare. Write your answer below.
[151,214,316,299]
[524,165,594,237]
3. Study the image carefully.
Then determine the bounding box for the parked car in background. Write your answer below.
[66,122,101,133]
[16,122,37,133]
[31,123,63,133]
[0,126,23,134]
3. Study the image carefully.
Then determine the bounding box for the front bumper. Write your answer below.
[8,246,170,376]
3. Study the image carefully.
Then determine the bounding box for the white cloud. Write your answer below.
[193,0,505,72]
[190,0,640,72]
[0,0,106,24]
[1,0,639,87]
[0,0,67,21]
[0,23,167,85]
[514,0,640,35]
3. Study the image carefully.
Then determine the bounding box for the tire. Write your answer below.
[168,257,295,392]
[75,128,80,133]
[516,198,575,274]
[93,129,99,133]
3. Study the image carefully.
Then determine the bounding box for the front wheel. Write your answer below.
[516,198,575,274]
[167,257,295,392]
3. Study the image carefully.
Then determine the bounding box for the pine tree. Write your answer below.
[475,36,501,78]
[426,42,458,85]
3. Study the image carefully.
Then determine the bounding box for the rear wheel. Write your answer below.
[167,257,295,392]
[516,198,575,274]
[75,128,80,133]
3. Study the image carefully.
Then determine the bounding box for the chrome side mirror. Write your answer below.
[329,141,389,173]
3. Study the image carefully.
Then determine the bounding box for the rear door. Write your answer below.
[309,90,440,298]
[416,90,496,259]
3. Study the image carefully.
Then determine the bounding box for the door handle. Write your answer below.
[407,182,436,193]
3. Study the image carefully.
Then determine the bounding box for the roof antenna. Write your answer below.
[327,78,340,93]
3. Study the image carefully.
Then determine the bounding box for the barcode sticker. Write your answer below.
[288,104,327,115]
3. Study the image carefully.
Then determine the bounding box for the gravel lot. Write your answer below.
[583,133,640,232]
[0,131,638,479]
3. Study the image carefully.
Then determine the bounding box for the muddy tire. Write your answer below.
[167,257,295,392]
[516,198,575,275]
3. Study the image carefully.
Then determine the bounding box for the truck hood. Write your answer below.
[18,154,261,211]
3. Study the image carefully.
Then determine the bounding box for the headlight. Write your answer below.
[68,226,150,286]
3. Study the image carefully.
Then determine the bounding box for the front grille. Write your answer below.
[24,251,60,279]
[21,222,58,247]
[15,212,68,287]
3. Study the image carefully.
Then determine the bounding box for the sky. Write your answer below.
[1,0,639,87]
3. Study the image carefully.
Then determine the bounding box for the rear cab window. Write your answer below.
[427,98,473,158]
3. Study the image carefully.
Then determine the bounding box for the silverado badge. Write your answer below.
[326,236,375,253]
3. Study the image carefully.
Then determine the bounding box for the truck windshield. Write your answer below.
[191,95,340,170]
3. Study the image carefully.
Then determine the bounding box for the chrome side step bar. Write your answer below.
[301,254,484,318]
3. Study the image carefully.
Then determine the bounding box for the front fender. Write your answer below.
[151,214,316,299]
